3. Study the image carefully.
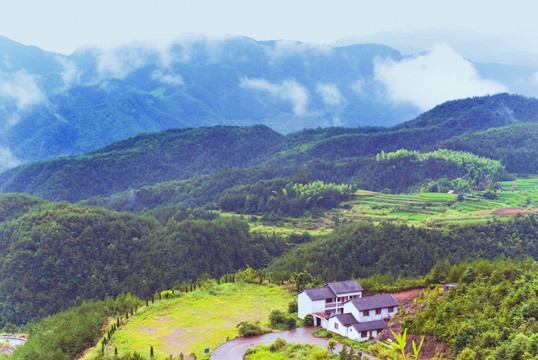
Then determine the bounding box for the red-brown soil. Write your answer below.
[377,288,452,359]
[494,207,538,215]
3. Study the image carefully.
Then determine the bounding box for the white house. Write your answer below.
[343,294,399,323]
[348,320,389,341]
[298,280,363,326]
[298,280,399,341]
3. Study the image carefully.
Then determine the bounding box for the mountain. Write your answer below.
[1,35,537,172]
[0,94,535,205]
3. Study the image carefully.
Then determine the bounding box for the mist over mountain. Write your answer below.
[0,34,535,172]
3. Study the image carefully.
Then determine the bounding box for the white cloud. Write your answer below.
[0,146,21,169]
[0,70,46,109]
[240,77,309,115]
[267,40,333,60]
[351,79,365,95]
[97,43,158,79]
[57,57,81,90]
[374,44,508,110]
[316,84,345,106]
[151,70,184,86]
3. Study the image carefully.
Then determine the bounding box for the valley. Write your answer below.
[0,93,536,360]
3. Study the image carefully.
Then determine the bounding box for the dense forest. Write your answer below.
[269,215,538,280]
[0,194,286,327]
[0,94,536,206]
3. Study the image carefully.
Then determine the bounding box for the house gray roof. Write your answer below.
[302,280,363,301]
[351,319,388,332]
[326,280,364,295]
[334,313,358,327]
[303,287,335,301]
[349,294,399,311]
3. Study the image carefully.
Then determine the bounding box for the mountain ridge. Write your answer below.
[1,35,536,171]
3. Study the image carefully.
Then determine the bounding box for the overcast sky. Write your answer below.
[0,0,537,55]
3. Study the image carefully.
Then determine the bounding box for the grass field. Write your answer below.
[85,282,294,360]
[235,177,538,236]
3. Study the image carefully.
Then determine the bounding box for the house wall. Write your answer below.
[348,327,379,342]
[298,292,325,319]
[343,303,397,322]
[327,317,349,337]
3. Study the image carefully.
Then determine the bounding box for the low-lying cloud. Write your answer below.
[58,57,82,90]
[0,70,46,109]
[316,84,345,106]
[0,146,21,170]
[374,44,508,110]
[97,43,158,80]
[240,77,309,115]
[151,70,184,86]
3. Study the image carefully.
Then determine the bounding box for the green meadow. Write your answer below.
[85,282,294,360]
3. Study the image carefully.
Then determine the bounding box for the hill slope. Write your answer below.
[0,94,535,204]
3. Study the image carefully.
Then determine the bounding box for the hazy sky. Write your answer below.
[0,0,537,55]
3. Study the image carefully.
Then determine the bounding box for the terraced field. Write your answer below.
[242,177,538,235]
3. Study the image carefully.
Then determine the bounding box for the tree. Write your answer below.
[269,310,287,328]
[303,314,314,327]
[327,339,337,353]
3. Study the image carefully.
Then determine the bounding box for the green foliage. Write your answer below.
[9,295,141,360]
[288,299,298,313]
[408,258,538,358]
[236,320,265,337]
[269,310,287,328]
[302,314,314,327]
[218,179,355,217]
[378,329,423,360]
[0,195,287,327]
[246,339,333,360]
[0,125,283,203]
[270,216,538,280]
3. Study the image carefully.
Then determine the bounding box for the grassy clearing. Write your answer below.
[91,282,293,360]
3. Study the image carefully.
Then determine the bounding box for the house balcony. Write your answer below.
[325,302,345,309]
[325,302,338,309]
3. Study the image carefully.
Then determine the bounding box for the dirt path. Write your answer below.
[211,327,374,360]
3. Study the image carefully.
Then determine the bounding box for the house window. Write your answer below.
[334,323,339,330]
[389,306,395,313]
[375,308,381,315]
[362,310,369,316]
[361,331,367,338]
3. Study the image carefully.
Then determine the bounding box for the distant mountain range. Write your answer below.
[1,35,538,172]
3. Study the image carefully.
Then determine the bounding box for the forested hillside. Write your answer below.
[268,215,538,280]
[0,194,286,327]
[0,93,536,206]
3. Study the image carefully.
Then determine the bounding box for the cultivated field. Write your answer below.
[241,177,538,236]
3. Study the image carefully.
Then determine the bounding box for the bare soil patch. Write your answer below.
[494,207,538,215]
[159,327,189,356]
[137,327,158,334]
[378,288,452,359]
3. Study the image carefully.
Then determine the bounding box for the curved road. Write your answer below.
[211,327,373,359]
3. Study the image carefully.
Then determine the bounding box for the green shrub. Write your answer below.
[269,309,287,328]
[236,321,264,337]
[302,314,314,327]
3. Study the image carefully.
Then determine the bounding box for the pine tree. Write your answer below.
[150,345,154,357]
